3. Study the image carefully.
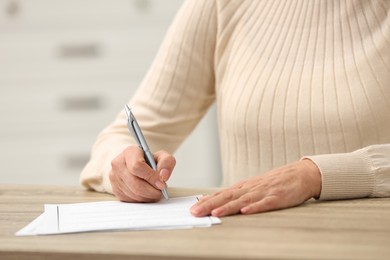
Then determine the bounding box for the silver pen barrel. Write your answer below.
[124,105,169,200]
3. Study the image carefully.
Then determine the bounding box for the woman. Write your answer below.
[80,0,390,217]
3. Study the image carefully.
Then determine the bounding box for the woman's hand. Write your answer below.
[191,159,321,217]
[109,145,176,202]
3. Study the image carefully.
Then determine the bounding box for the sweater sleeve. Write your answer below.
[80,0,217,193]
[304,144,390,200]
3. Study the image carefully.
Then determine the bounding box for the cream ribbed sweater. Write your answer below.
[80,0,390,200]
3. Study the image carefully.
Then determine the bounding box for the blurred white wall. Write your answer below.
[0,0,221,188]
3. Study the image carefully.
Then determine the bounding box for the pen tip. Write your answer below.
[162,189,169,200]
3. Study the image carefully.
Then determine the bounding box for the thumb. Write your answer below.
[154,151,176,182]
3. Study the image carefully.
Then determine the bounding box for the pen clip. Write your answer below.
[124,105,142,147]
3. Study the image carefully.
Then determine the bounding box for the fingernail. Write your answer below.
[211,208,222,217]
[159,169,170,182]
[241,207,250,214]
[155,180,165,189]
[190,206,202,216]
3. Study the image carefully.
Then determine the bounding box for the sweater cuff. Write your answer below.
[304,149,375,200]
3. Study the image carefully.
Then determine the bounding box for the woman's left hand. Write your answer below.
[190,159,322,217]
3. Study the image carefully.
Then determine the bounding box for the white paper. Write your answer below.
[16,196,220,236]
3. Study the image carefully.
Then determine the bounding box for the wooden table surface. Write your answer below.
[1,184,390,260]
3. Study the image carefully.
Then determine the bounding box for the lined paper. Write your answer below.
[16,196,220,236]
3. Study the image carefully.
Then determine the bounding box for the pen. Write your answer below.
[124,104,169,200]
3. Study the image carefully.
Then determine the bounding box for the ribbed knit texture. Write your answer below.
[81,0,390,200]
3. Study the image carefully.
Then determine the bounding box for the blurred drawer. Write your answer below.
[0,83,133,136]
[0,28,168,60]
[0,135,96,185]
[0,0,183,32]
[0,30,164,81]
[0,56,151,82]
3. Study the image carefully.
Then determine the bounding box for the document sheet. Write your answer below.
[16,196,220,236]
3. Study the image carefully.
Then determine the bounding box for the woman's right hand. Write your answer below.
[109,145,176,202]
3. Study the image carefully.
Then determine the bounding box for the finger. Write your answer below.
[210,191,264,217]
[240,196,284,214]
[111,169,161,202]
[110,150,161,202]
[193,188,231,208]
[110,169,142,202]
[190,189,247,217]
[119,157,162,201]
[198,194,212,202]
[154,151,176,182]
[123,146,160,187]
[111,180,129,201]
[196,185,242,204]
[113,179,143,202]
[110,157,135,201]
[159,169,171,184]
[197,187,231,202]
[121,173,162,202]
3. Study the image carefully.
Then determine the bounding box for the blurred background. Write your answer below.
[0,0,221,188]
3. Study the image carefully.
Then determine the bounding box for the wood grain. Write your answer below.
[1,184,389,260]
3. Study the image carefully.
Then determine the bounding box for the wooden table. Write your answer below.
[1,184,390,260]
